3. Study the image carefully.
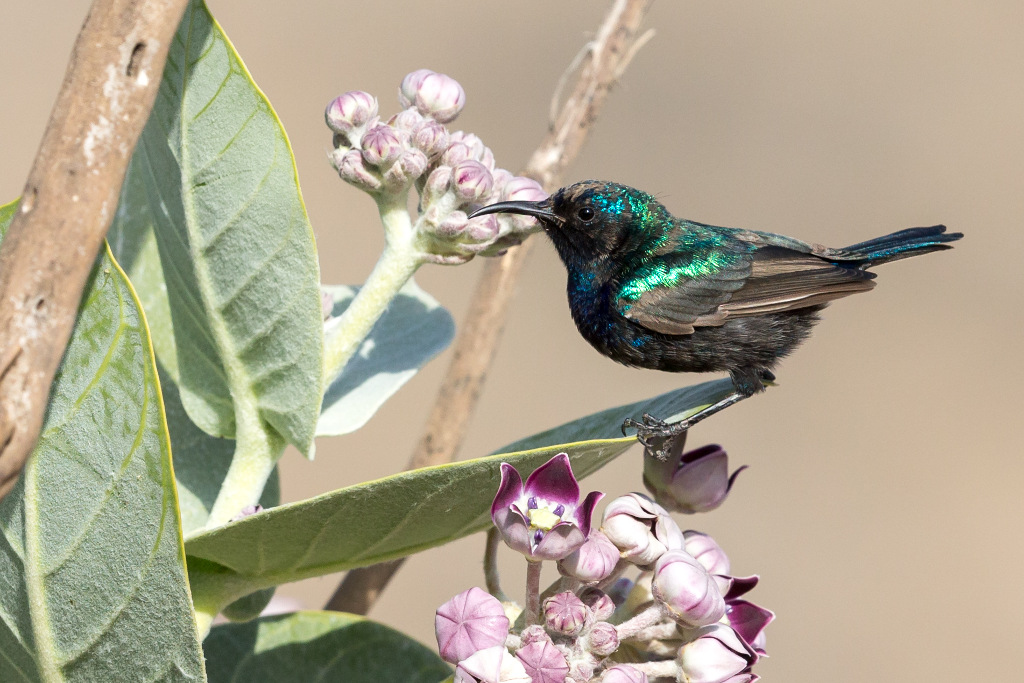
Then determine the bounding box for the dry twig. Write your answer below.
[0,0,190,499]
[326,0,655,615]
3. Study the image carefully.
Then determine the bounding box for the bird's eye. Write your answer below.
[577,207,595,221]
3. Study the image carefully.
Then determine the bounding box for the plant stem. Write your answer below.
[484,528,510,602]
[525,561,543,626]
[615,603,668,640]
[322,198,422,386]
[205,408,285,529]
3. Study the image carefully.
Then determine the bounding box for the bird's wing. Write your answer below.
[613,250,753,335]
[615,245,876,336]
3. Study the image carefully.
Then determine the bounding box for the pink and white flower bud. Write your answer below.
[434,211,469,238]
[442,142,474,167]
[452,160,493,203]
[390,107,424,132]
[652,550,725,628]
[586,621,619,656]
[450,131,486,160]
[455,646,532,683]
[677,624,758,683]
[435,587,510,665]
[683,531,731,576]
[414,71,466,123]
[502,176,547,203]
[489,169,514,202]
[337,149,383,192]
[465,215,500,243]
[412,120,451,159]
[360,125,404,168]
[399,69,434,108]
[325,91,378,136]
[578,587,615,621]
[558,530,620,583]
[601,664,649,683]
[383,149,429,191]
[515,640,569,683]
[601,493,684,568]
[518,624,551,647]
[422,166,452,205]
[543,591,591,636]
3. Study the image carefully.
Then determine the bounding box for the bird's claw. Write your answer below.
[621,413,686,460]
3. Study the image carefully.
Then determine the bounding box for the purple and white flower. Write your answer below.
[491,453,602,561]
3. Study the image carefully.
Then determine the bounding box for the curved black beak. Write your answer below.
[468,199,563,226]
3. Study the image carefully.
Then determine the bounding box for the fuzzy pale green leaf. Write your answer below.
[317,280,454,437]
[134,0,322,454]
[204,611,451,683]
[183,380,738,612]
[0,204,205,681]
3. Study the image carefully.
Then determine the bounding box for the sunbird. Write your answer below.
[471,180,962,451]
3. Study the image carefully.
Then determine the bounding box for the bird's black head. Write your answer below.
[470,180,671,266]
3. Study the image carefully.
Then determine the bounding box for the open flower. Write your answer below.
[644,434,746,514]
[491,453,603,561]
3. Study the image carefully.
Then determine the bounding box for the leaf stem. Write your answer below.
[322,197,423,387]
[205,408,285,529]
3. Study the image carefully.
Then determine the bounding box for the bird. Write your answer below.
[470,180,962,454]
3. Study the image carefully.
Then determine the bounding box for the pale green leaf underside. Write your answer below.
[0,219,204,680]
[204,611,451,683]
[183,380,737,610]
[317,280,455,437]
[137,0,323,453]
[109,147,281,537]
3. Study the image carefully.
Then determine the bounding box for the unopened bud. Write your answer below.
[361,125,404,167]
[413,71,466,123]
[422,166,453,205]
[442,142,474,167]
[515,640,569,683]
[337,149,382,192]
[412,120,451,159]
[325,91,378,136]
[399,69,434,108]
[558,530,620,583]
[390,107,424,131]
[578,587,615,621]
[543,591,591,636]
[452,160,493,203]
[651,550,725,628]
[586,621,619,657]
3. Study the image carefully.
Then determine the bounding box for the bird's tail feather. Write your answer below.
[833,225,963,267]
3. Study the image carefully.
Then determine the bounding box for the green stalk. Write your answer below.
[322,195,423,385]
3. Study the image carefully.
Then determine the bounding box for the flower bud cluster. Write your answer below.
[440,453,773,682]
[327,70,547,264]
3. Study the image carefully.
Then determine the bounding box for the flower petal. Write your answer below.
[523,453,579,506]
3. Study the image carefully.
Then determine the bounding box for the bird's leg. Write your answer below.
[621,368,775,459]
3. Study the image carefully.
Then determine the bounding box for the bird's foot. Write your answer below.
[621,413,690,460]
[622,389,754,460]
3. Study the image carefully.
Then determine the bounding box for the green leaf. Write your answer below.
[135,0,323,454]
[183,380,737,612]
[204,611,451,683]
[108,171,280,537]
[108,153,179,383]
[0,234,205,678]
[317,280,455,437]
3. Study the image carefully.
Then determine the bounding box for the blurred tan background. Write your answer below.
[3,1,1022,680]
